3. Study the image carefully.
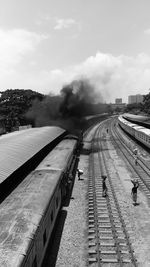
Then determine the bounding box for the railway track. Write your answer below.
[111,119,150,202]
[88,121,137,266]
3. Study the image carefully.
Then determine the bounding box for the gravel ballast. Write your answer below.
[44,124,150,267]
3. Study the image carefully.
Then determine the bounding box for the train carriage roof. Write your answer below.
[0,126,65,184]
[0,137,77,266]
[131,125,144,130]
[119,116,144,129]
[123,113,150,122]
[137,127,150,136]
[36,139,77,172]
[119,115,150,136]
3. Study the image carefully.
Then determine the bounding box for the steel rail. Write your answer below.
[111,120,150,201]
[97,123,137,266]
[87,120,137,266]
[88,123,104,265]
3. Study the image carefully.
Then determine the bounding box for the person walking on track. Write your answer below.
[131,179,139,205]
[102,175,108,197]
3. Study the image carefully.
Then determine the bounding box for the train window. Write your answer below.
[43,229,47,247]
[51,211,54,222]
[32,256,37,267]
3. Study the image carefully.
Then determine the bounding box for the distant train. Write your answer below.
[118,115,150,149]
[122,113,150,129]
[0,131,79,266]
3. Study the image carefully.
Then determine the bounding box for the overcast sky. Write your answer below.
[1,0,150,102]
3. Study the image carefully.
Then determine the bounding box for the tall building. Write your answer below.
[115,98,122,104]
[128,94,143,104]
[111,98,126,111]
[136,94,144,103]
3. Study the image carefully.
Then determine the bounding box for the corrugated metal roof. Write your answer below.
[123,113,150,121]
[0,126,65,183]
[138,127,150,136]
[0,138,77,266]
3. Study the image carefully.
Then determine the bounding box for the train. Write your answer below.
[0,127,80,266]
[0,126,66,196]
[122,113,150,129]
[118,115,150,149]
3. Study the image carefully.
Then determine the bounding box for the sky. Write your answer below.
[1,0,150,102]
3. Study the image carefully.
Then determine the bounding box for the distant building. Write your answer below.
[128,94,143,104]
[110,103,126,111]
[136,94,144,103]
[115,98,122,104]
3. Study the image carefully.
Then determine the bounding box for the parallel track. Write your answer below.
[88,121,137,266]
[111,120,150,202]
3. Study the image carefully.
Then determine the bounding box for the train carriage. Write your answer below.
[135,127,150,147]
[0,126,66,185]
[0,128,79,267]
[118,115,150,149]
[118,116,136,137]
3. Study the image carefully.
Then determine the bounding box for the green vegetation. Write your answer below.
[124,93,150,115]
[141,93,150,114]
[0,89,44,131]
[1,88,150,132]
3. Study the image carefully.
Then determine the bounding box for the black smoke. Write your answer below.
[26,78,104,134]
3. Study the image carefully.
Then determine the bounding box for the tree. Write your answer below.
[142,93,150,114]
[124,103,143,114]
[0,89,44,130]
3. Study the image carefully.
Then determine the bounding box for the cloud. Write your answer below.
[40,52,150,103]
[144,28,150,35]
[1,49,150,103]
[54,18,77,30]
[0,28,48,70]
[35,15,54,26]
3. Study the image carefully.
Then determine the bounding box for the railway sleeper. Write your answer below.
[88,234,96,240]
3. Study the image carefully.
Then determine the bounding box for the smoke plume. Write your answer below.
[26,78,103,134]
